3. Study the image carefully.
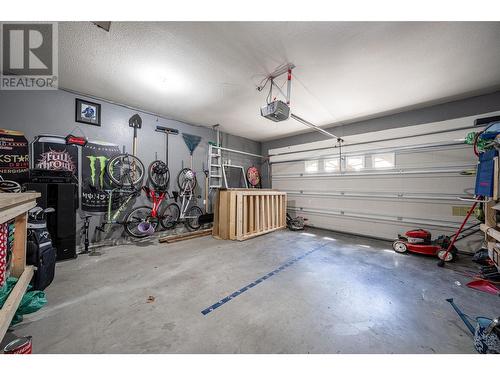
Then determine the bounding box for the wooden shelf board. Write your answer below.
[0,265,35,341]
[481,224,500,242]
[0,193,40,224]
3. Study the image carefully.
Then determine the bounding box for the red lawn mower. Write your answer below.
[392,229,458,262]
[392,201,480,265]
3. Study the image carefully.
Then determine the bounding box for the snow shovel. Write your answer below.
[466,279,500,296]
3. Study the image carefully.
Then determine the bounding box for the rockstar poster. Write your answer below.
[81,141,121,212]
[32,136,79,176]
[0,129,30,183]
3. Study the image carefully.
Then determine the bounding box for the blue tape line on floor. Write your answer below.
[201,242,329,315]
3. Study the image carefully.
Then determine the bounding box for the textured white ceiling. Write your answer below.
[59,22,500,141]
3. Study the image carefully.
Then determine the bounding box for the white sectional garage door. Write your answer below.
[269,112,500,253]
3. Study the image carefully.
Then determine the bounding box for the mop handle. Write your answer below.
[446,298,475,334]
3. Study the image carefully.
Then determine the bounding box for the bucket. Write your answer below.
[3,336,33,354]
[446,298,500,354]
[137,222,155,235]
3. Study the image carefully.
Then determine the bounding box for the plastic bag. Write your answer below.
[0,277,47,325]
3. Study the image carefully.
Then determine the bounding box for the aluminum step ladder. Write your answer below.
[208,143,223,188]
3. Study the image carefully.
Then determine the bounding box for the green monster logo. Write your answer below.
[87,156,108,188]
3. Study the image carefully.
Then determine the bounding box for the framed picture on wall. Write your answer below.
[75,98,101,126]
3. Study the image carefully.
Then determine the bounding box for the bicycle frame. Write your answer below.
[98,188,138,232]
[178,184,198,220]
[143,187,168,219]
[179,193,192,219]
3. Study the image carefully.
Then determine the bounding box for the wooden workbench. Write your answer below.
[0,192,39,342]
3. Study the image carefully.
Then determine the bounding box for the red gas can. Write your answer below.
[3,336,32,354]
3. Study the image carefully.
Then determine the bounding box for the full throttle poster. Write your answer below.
[81,141,120,212]
[32,136,79,176]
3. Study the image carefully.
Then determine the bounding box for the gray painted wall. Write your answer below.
[0,89,262,248]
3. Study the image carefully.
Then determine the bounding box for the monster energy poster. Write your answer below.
[82,141,121,212]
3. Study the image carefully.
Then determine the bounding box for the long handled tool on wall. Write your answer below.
[128,114,142,157]
[182,133,202,171]
[155,126,179,167]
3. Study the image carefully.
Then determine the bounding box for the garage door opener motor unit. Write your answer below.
[258,63,294,122]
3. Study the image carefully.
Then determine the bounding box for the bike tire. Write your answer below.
[177,168,197,192]
[124,205,156,238]
[106,154,145,188]
[185,205,203,231]
[148,160,170,189]
[160,202,180,229]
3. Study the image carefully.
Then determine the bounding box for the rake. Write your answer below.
[182,133,202,170]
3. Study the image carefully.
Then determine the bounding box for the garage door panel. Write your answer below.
[396,147,475,169]
[273,174,475,195]
[287,195,471,223]
[297,211,456,240]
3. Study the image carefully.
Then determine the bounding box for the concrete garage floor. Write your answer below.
[4,228,500,353]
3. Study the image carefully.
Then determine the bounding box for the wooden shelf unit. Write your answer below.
[213,189,287,241]
[480,156,500,270]
[0,192,40,342]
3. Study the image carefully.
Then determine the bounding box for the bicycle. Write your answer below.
[161,168,204,231]
[106,153,145,188]
[95,153,151,238]
[123,160,175,231]
[118,159,181,237]
[95,186,149,237]
[0,175,22,193]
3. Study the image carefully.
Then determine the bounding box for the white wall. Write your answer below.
[269,112,500,253]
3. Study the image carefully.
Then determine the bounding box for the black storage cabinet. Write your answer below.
[24,183,78,261]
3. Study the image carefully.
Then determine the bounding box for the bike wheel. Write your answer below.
[124,205,157,238]
[106,154,145,188]
[0,179,21,193]
[185,205,203,231]
[148,160,170,189]
[160,202,180,229]
[177,168,197,193]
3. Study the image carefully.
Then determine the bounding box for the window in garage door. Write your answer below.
[305,160,319,173]
[372,153,395,169]
[346,155,365,171]
[324,157,340,172]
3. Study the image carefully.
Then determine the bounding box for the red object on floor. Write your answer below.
[3,337,33,354]
[466,279,500,296]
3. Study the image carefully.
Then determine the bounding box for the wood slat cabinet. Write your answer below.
[213,189,287,241]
